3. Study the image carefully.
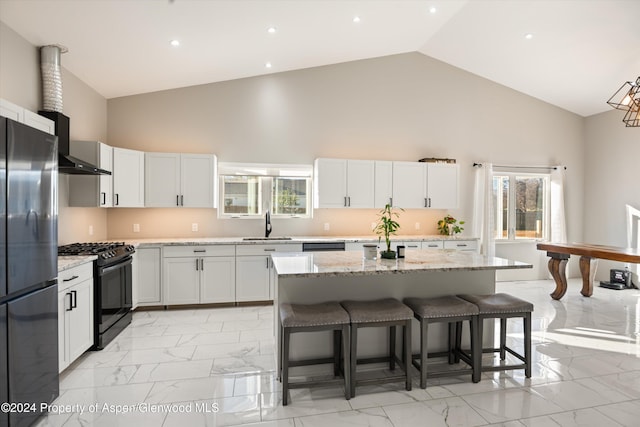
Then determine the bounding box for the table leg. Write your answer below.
[547,254,569,300]
[579,256,597,297]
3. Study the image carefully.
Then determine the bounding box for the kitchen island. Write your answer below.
[271,249,531,372]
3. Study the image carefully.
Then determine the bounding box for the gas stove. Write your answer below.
[58,242,135,266]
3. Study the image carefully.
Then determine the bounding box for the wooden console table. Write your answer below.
[537,243,640,300]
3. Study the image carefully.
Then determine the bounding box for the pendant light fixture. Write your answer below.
[607,76,640,127]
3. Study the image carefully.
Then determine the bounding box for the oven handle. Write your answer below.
[98,256,133,276]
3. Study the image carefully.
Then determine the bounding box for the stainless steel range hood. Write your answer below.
[38,111,111,176]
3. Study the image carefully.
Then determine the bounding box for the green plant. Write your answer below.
[437,214,465,235]
[374,204,402,254]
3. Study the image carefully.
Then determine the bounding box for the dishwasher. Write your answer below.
[302,242,346,252]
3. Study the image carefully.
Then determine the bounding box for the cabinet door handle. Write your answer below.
[193,249,206,253]
[263,248,276,252]
[71,290,77,309]
[176,195,180,206]
[101,192,106,205]
[407,245,419,248]
[200,259,204,270]
[196,258,199,271]
[66,293,73,311]
[181,195,184,206]
[428,197,431,208]
[389,197,392,206]
[424,198,427,207]
[344,196,347,207]
[348,196,351,207]
[427,244,438,248]
[63,275,79,282]
[115,194,119,206]
[457,244,468,247]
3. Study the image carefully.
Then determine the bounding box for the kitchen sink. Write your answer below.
[242,237,293,241]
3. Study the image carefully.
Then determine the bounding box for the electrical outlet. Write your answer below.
[415,222,420,230]
[192,223,199,232]
[133,223,140,233]
[88,225,94,236]
[323,223,330,231]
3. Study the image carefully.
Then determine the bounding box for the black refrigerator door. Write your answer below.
[0,304,8,427]
[6,119,57,295]
[7,285,58,427]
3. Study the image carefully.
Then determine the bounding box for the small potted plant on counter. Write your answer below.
[437,214,465,235]
[375,203,402,259]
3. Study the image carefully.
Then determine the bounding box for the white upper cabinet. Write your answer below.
[392,161,426,209]
[0,98,23,122]
[145,153,216,208]
[427,163,459,209]
[69,141,113,207]
[392,161,459,210]
[0,98,54,135]
[314,158,374,208]
[374,160,393,208]
[113,147,145,207]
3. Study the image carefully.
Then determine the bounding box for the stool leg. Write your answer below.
[389,326,396,371]
[524,313,532,378]
[500,318,507,360]
[404,319,412,391]
[419,318,428,389]
[477,316,484,373]
[282,328,290,406]
[453,321,462,363]
[350,324,358,398]
[471,316,481,383]
[333,329,341,377]
[342,324,351,400]
[448,322,456,364]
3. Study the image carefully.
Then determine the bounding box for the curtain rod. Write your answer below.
[473,163,566,170]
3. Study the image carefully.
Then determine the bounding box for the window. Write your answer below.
[219,163,312,218]
[492,172,550,240]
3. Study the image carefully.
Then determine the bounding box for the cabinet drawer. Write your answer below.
[422,241,444,250]
[444,240,478,251]
[236,243,303,256]
[163,245,235,257]
[58,262,93,292]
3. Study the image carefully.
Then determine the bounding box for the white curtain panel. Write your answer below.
[626,204,640,278]
[472,163,495,257]
[550,166,568,243]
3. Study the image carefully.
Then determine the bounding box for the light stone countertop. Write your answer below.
[114,235,478,247]
[58,255,97,272]
[271,249,531,279]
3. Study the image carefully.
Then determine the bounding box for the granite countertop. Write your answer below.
[58,255,97,272]
[117,235,478,247]
[270,250,531,279]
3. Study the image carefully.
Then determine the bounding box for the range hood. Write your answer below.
[38,111,111,176]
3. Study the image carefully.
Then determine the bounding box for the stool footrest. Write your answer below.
[356,374,408,387]
[481,363,527,372]
[288,378,345,389]
[289,357,336,367]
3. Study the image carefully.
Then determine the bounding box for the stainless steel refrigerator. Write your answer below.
[0,116,59,427]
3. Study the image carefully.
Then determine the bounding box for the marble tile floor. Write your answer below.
[35,278,640,427]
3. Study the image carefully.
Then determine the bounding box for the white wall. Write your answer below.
[107,53,585,280]
[584,109,640,280]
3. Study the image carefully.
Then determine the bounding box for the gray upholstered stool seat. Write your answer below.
[457,293,533,378]
[279,301,351,405]
[404,296,481,388]
[340,298,412,397]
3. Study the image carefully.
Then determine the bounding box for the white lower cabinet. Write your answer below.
[58,263,94,372]
[135,247,162,307]
[235,243,303,302]
[163,245,235,306]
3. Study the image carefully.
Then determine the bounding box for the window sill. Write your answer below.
[495,239,546,245]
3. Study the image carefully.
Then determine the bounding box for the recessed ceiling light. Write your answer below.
[525,33,533,40]
[265,62,272,69]
[429,7,437,14]
[170,39,180,47]
[267,27,276,34]
[353,16,361,23]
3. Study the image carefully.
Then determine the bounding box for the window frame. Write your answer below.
[217,163,313,219]
[492,170,551,242]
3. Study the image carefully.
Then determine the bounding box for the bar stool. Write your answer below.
[457,293,533,378]
[279,301,351,405]
[340,298,412,397]
[404,296,481,388]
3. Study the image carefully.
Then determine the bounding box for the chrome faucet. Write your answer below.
[265,210,272,238]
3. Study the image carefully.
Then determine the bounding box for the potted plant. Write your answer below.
[437,214,465,235]
[374,203,402,259]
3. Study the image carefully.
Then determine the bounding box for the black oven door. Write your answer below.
[96,256,132,338]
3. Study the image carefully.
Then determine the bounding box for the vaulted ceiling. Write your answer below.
[1,0,638,117]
